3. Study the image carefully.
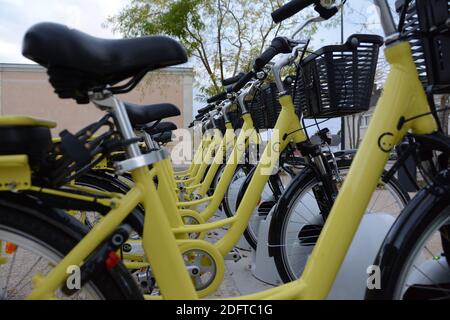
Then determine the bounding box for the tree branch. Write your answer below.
[186,24,220,91]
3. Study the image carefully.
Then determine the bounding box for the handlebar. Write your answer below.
[198,104,215,114]
[272,0,340,24]
[229,37,292,93]
[190,115,204,128]
[230,71,255,93]
[206,91,228,104]
[271,0,316,23]
[254,37,293,71]
[222,72,246,86]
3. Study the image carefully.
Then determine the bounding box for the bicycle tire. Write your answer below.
[270,161,410,284]
[366,182,450,300]
[75,171,145,235]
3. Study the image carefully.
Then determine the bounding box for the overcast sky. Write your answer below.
[0,0,127,63]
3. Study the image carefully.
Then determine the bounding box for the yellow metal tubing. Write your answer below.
[135,166,198,299]
[172,216,237,234]
[215,96,306,256]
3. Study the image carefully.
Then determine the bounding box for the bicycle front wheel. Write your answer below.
[367,189,450,300]
[270,164,410,283]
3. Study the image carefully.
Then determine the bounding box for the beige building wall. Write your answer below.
[0,63,194,135]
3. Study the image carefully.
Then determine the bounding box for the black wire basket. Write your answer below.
[295,34,384,119]
[247,88,267,130]
[249,79,299,130]
[397,0,450,94]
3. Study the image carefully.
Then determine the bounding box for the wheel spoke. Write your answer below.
[9,256,43,298]
[407,264,450,299]
[2,250,17,299]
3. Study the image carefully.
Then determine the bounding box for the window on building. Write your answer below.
[361,114,372,128]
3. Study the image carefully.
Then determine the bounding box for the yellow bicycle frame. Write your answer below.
[142,114,259,219]
[243,40,438,300]
[174,132,216,183]
[175,122,210,178]
[168,102,306,251]
[184,123,236,197]
[27,40,438,300]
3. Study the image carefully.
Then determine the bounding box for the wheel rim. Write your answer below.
[393,212,450,300]
[280,168,407,281]
[182,249,217,291]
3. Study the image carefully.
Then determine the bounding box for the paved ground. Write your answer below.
[205,222,274,298]
[195,205,274,298]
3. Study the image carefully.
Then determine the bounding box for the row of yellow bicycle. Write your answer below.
[0,0,449,300]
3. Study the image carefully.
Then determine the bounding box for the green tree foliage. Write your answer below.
[107,0,326,97]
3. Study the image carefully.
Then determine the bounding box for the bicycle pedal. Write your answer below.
[225,248,242,262]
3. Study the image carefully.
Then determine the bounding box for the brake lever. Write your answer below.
[291,16,325,39]
[290,2,344,40]
[272,42,308,93]
[236,79,262,114]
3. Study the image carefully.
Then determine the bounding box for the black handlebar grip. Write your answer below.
[222,72,246,86]
[207,91,227,104]
[253,37,293,70]
[314,4,338,20]
[231,71,254,93]
[271,0,316,23]
[254,47,278,71]
[198,104,215,114]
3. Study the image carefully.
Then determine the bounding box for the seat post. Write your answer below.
[92,93,142,159]
[143,132,160,150]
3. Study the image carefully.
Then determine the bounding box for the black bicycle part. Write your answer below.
[0,192,143,299]
[62,224,132,296]
[295,34,384,119]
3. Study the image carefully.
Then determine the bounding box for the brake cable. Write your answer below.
[397,106,450,130]
[283,118,332,141]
